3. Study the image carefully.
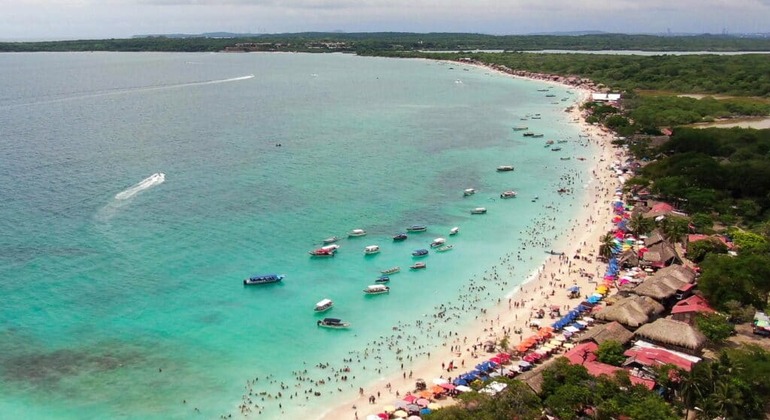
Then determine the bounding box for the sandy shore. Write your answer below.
[318,65,624,420]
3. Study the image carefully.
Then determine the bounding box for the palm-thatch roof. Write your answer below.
[634,318,707,354]
[593,296,665,328]
[617,249,639,267]
[633,275,687,301]
[653,264,696,284]
[517,369,544,395]
[579,321,634,345]
[642,241,680,266]
[644,230,665,247]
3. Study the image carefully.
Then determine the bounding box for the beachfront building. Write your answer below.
[591,93,622,102]
[593,295,665,328]
[622,340,701,380]
[639,231,682,268]
[578,321,634,346]
[633,318,707,355]
[671,295,715,324]
[563,342,656,389]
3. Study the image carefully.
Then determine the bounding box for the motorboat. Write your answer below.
[410,262,427,270]
[500,191,517,199]
[375,275,390,283]
[364,245,381,255]
[348,229,367,237]
[560,157,571,161]
[496,166,514,172]
[317,318,350,328]
[436,245,454,252]
[545,140,554,145]
[243,273,284,285]
[321,244,340,252]
[381,266,401,275]
[512,126,528,131]
[532,134,544,138]
[522,132,534,137]
[463,188,476,196]
[449,227,459,236]
[551,147,562,151]
[322,236,339,245]
[412,249,429,257]
[392,233,408,241]
[309,248,335,257]
[314,298,334,312]
[363,284,390,295]
[430,238,446,248]
[557,140,569,143]
[471,207,487,215]
[406,225,427,232]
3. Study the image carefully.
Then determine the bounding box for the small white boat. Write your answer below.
[500,191,517,199]
[381,266,401,275]
[348,229,366,237]
[430,238,446,248]
[449,227,459,236]
[363,284,390,295]
[471,207,487,215]
[317,318,350,329]
[496,166,514,172]
[436,245,454,252]
[322,236,339,244]
[463,188,476,196]
[364,245,381,255]
[322,244,340,252]
[512,126,528,131]
[314,298,333,312]
[410,262,427,270]
[309,248,335,257]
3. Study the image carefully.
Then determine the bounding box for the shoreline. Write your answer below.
[318,62,623,420]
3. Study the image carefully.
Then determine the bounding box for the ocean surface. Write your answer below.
[0,52,593,419]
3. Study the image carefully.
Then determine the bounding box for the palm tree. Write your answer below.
[599,232,617,259]
[629,213,654,236]
[660,216,689,245]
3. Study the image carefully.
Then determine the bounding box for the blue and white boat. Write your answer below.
[243,273,284,285]
[375,275,390,283]
[412,249,429,257]
[393,233,408,241]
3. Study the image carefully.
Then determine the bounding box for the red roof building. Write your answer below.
[623,346,697,372]
[671,295,715,324]
[563,343,655,389]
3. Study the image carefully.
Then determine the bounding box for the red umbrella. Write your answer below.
[377,413,389,420]
[440,383,456,390]
[496,352,511,361]
[490,356,503,364]
[402,394,417,403]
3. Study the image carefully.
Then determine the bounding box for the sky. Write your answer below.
[1,0,768,41]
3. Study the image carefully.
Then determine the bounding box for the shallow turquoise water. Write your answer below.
[0,52,592,419]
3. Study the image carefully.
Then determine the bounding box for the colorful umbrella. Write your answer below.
[393,410,408,418]
[416,398,431,407]
[427,403,441,410]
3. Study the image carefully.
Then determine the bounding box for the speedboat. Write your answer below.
[410,262,427,270]
[449,227,459,236]
[430,238,446,248]
[560,157,571,161]
[532,134,544,138]
[471,207,487,215]
[381,266,401,275]
[363,284,390,295]
[309,248,335,257]
[322,236,340,245]
[522,132,534,137]
[321,244,340,252]
[348,229,367,237]
[317,318,350,328]
[314,298,334,312]
[496,166,514,172]
[500,191,517,199]
[406,225,427,232]
[551,147,562,151]
[364,245,380,255]
[463,188,476,196]
[392,233,408,241]
[375,275,390,283]
[243,273,285,285]
[436,245,454,252]
[512,126,528,131]
[412,249,429,257]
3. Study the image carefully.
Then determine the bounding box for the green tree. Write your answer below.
[659,215,690,245]
[686,238,728,263]
[596,340,626,366]
[629,213,655,236]
[695,313,734,344]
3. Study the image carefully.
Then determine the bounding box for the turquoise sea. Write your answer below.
[0,52,593,419]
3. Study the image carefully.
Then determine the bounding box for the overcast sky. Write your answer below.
[1,0,768,41]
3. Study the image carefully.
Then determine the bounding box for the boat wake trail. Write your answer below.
[115,173,166,200]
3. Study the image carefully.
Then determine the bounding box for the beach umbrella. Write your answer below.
[490,356,503,364]
[382,405,396,413]
[402,395,417,403]
[418,390,433,399]
[408,416,422,420]
[393,410,408,418]
[377,413,389,420]
[420,408,432,415]
[440,383,456,390]
[455,385,473,393]
[496,352,511,361]
[406,404,420,412]
[416,398,431,407]
[428,403,441,410]
[394,401,408,409]
[431,385,444,395]
[432,377,448,385]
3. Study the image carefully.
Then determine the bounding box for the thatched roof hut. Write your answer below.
[517,369,544,395]
[579,321,634,346]
[617,249,639,267]
[593,296,664,328]
[654,264,696,284]
[633,275,687,301]
[644,230,665,247]
[634,318,707,355]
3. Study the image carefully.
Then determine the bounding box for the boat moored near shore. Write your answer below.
[317,318,350,328]
[348,229,367,237]
[381,266,401,275]
[410,262,427,270]
[471,207,487,214]
[412,248,429,257]
[392,233,408,241]
[449,227,459,236]
[243,273,285,285]
[406,225,427,232]
[314,298,333,312]
[463,188,476,196]
[322,236,339,244]
[364,245,381,255]
[363,284,390,295]
[430,238,446,248]
[496,165,514,172]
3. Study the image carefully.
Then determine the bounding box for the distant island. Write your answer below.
[2,32,770,53]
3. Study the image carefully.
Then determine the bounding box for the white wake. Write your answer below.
[115,173,166,200]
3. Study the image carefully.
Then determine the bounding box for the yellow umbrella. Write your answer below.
[427,402,441,410]
[382,405,396,413]
[393,410,408,418]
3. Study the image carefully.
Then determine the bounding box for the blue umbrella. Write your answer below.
[420,408,432,415]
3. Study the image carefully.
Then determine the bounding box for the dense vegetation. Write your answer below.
[3,32,770,54]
